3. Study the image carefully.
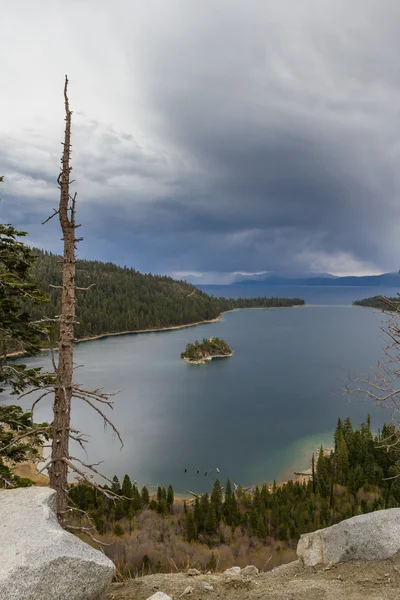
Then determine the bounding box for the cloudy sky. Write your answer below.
[1,0,400,281]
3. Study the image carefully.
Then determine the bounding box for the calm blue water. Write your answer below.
[5,285,398,494]
[198,284,400,306]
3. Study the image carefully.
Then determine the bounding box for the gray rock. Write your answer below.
[197,582,214,591]
[180,585,195,596]
[297,508,400,566]
[147,594,173,600]
[241,565,259,577]
[186,568,202,576]
[223,566,241,576]
[0,487,115,600]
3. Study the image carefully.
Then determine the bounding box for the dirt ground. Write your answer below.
[108,554,400,600]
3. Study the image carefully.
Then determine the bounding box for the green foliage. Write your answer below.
[186,511,196,542]
[167,484,174,511]
[316,447,330,497]
[113,523,125,536]
[0,226,52,393]
[67,416,400,549]
[353,296,400,311]
[207,551,217,571]
[142,554,151,574]
[0,197,52,487]
[141,486,150,505]
[336,432,350,485]
[0,405,49,487]
[211,479,223,521]
[29,249,304,342]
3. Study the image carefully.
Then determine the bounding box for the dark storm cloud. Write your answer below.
[2,0,400,278]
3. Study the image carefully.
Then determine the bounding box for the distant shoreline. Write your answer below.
[70,306,303,347]
[8,305,302,358]
[77,306,301,344]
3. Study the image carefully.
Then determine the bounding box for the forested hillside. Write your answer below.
[31,250,304,341]
[69,416,400,574]
[353,296,400,310]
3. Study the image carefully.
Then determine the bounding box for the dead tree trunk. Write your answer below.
[42,76,122,532]
[49,76,77,525]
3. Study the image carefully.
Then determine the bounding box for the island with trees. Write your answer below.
[181,337,233,364]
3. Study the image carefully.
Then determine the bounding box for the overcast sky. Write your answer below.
[2,0,400,281]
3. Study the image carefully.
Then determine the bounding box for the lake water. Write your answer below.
[5,284,399,494]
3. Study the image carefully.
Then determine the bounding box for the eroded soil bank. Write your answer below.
[108,554,400,600]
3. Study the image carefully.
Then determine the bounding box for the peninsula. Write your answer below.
[353,295,400,311]
[27,250,305,346]
[181,337,233,364]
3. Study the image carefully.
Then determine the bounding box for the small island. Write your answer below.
[181,337,233,364]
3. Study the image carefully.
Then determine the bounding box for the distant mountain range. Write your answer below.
[177,270,400,287]
[233,272,400,287]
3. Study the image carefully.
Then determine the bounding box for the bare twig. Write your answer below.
[42,209,60,225]
[0,427,51,453]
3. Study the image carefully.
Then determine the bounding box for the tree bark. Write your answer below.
[49,76,75,526]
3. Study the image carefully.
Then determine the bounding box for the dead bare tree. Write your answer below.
[348,294,400,468]
[41,76,123,527]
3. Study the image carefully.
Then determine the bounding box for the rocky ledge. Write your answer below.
[0,487,115,600]
[110,509,400,600]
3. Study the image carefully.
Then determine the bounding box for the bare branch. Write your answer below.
[42,209,60,225]
[0,475,15,488]
[64,524,111,547]
[63,459,122,501]
[71,394,123,447]
[36,459,53,477]
[68,456,112,484]
[75,284,95,291]
[31,391,54,416]
[0,427,51,453]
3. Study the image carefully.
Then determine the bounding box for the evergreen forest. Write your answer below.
[68,416,400,574]
[353,296,400,310]
[30,250,304,342]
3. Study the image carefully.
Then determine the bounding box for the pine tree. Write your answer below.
[122,474,133,498]
[0,189,53,487]
[256,515,267,538]
[111,475,121,495]
[157,498,167,516]
[334,417,343,451]
[167,484,174,511]
[141,486,150,505]
[250,507,259,535]
[0,405,49,488]
[193,497,202,530]
[186,512,196,542]
[211,479,223,520]
[205,505,217,535]
[142,554,151,575]
[207,551,218,572]
[316,447,330,497]
[343,417,354,451]
[223,478,238,526]
[336,433,350,485]
[0,217,52,393]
